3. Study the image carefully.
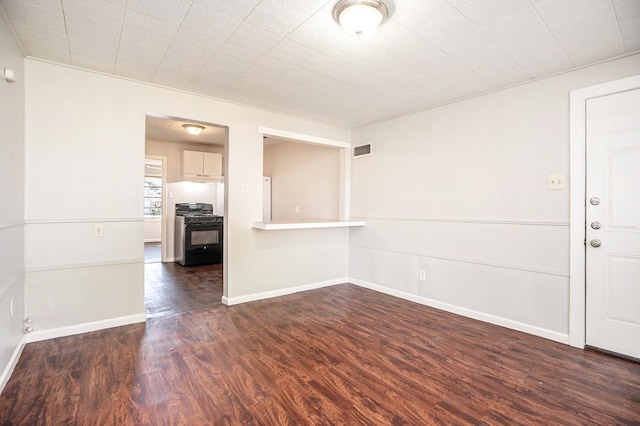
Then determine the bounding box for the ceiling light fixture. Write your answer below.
[333,0,389,37]
[182,124,204,135]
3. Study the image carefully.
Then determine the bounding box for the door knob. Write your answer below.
[590,197,601,205]
[590,239,602,248]
[591,221,601,230]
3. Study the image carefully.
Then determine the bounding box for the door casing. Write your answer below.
[569,74,640,348]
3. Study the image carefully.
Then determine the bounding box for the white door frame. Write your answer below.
[145,154,168,263]
[568,74,640,348]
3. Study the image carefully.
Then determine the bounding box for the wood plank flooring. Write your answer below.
[1,264,639,425]
[144,262,222,318]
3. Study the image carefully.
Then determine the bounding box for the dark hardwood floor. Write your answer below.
[1,263,639,425]
[144,262,223,318]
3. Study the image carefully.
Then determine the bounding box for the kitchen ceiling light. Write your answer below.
[183,124,204,135]
[333,0,389,37]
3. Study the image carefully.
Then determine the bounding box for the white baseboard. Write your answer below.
[222,277,347,306]
[350,278,570,345]
[25,313,147,343]
[144,239,161,243]
[0,335,27,394]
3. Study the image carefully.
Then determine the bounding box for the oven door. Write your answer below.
[182,223,223,266]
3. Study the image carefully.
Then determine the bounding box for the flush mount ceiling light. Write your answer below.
[182,124,204,135]
[333,0,389,37]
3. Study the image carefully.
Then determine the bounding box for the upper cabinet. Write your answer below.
[181,150,222,181]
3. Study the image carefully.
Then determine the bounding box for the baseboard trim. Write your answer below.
[350,278,570,345]
[25,313,147,343]
[222,278,347,306]
[0,335,27,394]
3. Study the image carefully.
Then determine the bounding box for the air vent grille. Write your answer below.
[353,144,371,158]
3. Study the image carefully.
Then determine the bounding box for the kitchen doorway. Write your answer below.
[143,114,228,318]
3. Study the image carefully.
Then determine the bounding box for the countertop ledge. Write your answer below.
[252,220,365,230]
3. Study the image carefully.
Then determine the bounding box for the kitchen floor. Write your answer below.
[144,261,223,319]
[144,242,161,263]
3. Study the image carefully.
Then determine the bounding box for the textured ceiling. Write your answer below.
[2,0,639,128]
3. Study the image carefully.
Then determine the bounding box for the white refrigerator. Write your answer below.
[263,176,271,222]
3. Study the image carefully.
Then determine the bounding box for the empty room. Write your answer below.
[1,0,639,424]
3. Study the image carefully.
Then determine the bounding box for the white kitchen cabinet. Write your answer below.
[181,150,222,181]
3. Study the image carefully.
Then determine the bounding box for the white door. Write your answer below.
[585,88,640,359]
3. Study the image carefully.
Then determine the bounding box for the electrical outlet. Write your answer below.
[93,224,104,237]
[419,270,426,282]
[295,205,300,214]
[547,174,565,189]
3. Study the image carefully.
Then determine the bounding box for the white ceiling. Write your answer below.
[2,0,639,128]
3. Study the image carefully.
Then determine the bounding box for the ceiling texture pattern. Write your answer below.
[1,0,639,128]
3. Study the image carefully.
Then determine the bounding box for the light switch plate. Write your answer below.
[242,184,249,194]
[547,174,565,190]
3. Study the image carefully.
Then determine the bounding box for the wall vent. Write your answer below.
[353,144,371,158]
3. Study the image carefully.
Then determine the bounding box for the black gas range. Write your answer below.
[179,213,224,225]
[175,203,223,266]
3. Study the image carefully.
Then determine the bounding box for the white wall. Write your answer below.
[143,218,161,242]
[0,15,26,390]
[23,59,351,336]
[264,141,341,220]
[349,54,640,343]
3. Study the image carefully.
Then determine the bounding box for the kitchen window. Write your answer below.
[144,176,162,217]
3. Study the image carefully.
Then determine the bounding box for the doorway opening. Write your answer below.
[143,114,228,318]
[144,157,165,264]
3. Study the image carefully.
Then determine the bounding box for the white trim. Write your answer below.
[0,335,26,394]
[350,278,570,344]
[350,244,568,276]
[25,218,143,224]
[569,74,640,349]
[258,127,350,149]
[145,154,168,263]
[25,313,147,343]
[0,220,25,231]
[340,147,351,220]
[144,238,161,243]
[252,220,365,230]
[25,258,143,273]
[351,217,569,227]
[222,277,347,306]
